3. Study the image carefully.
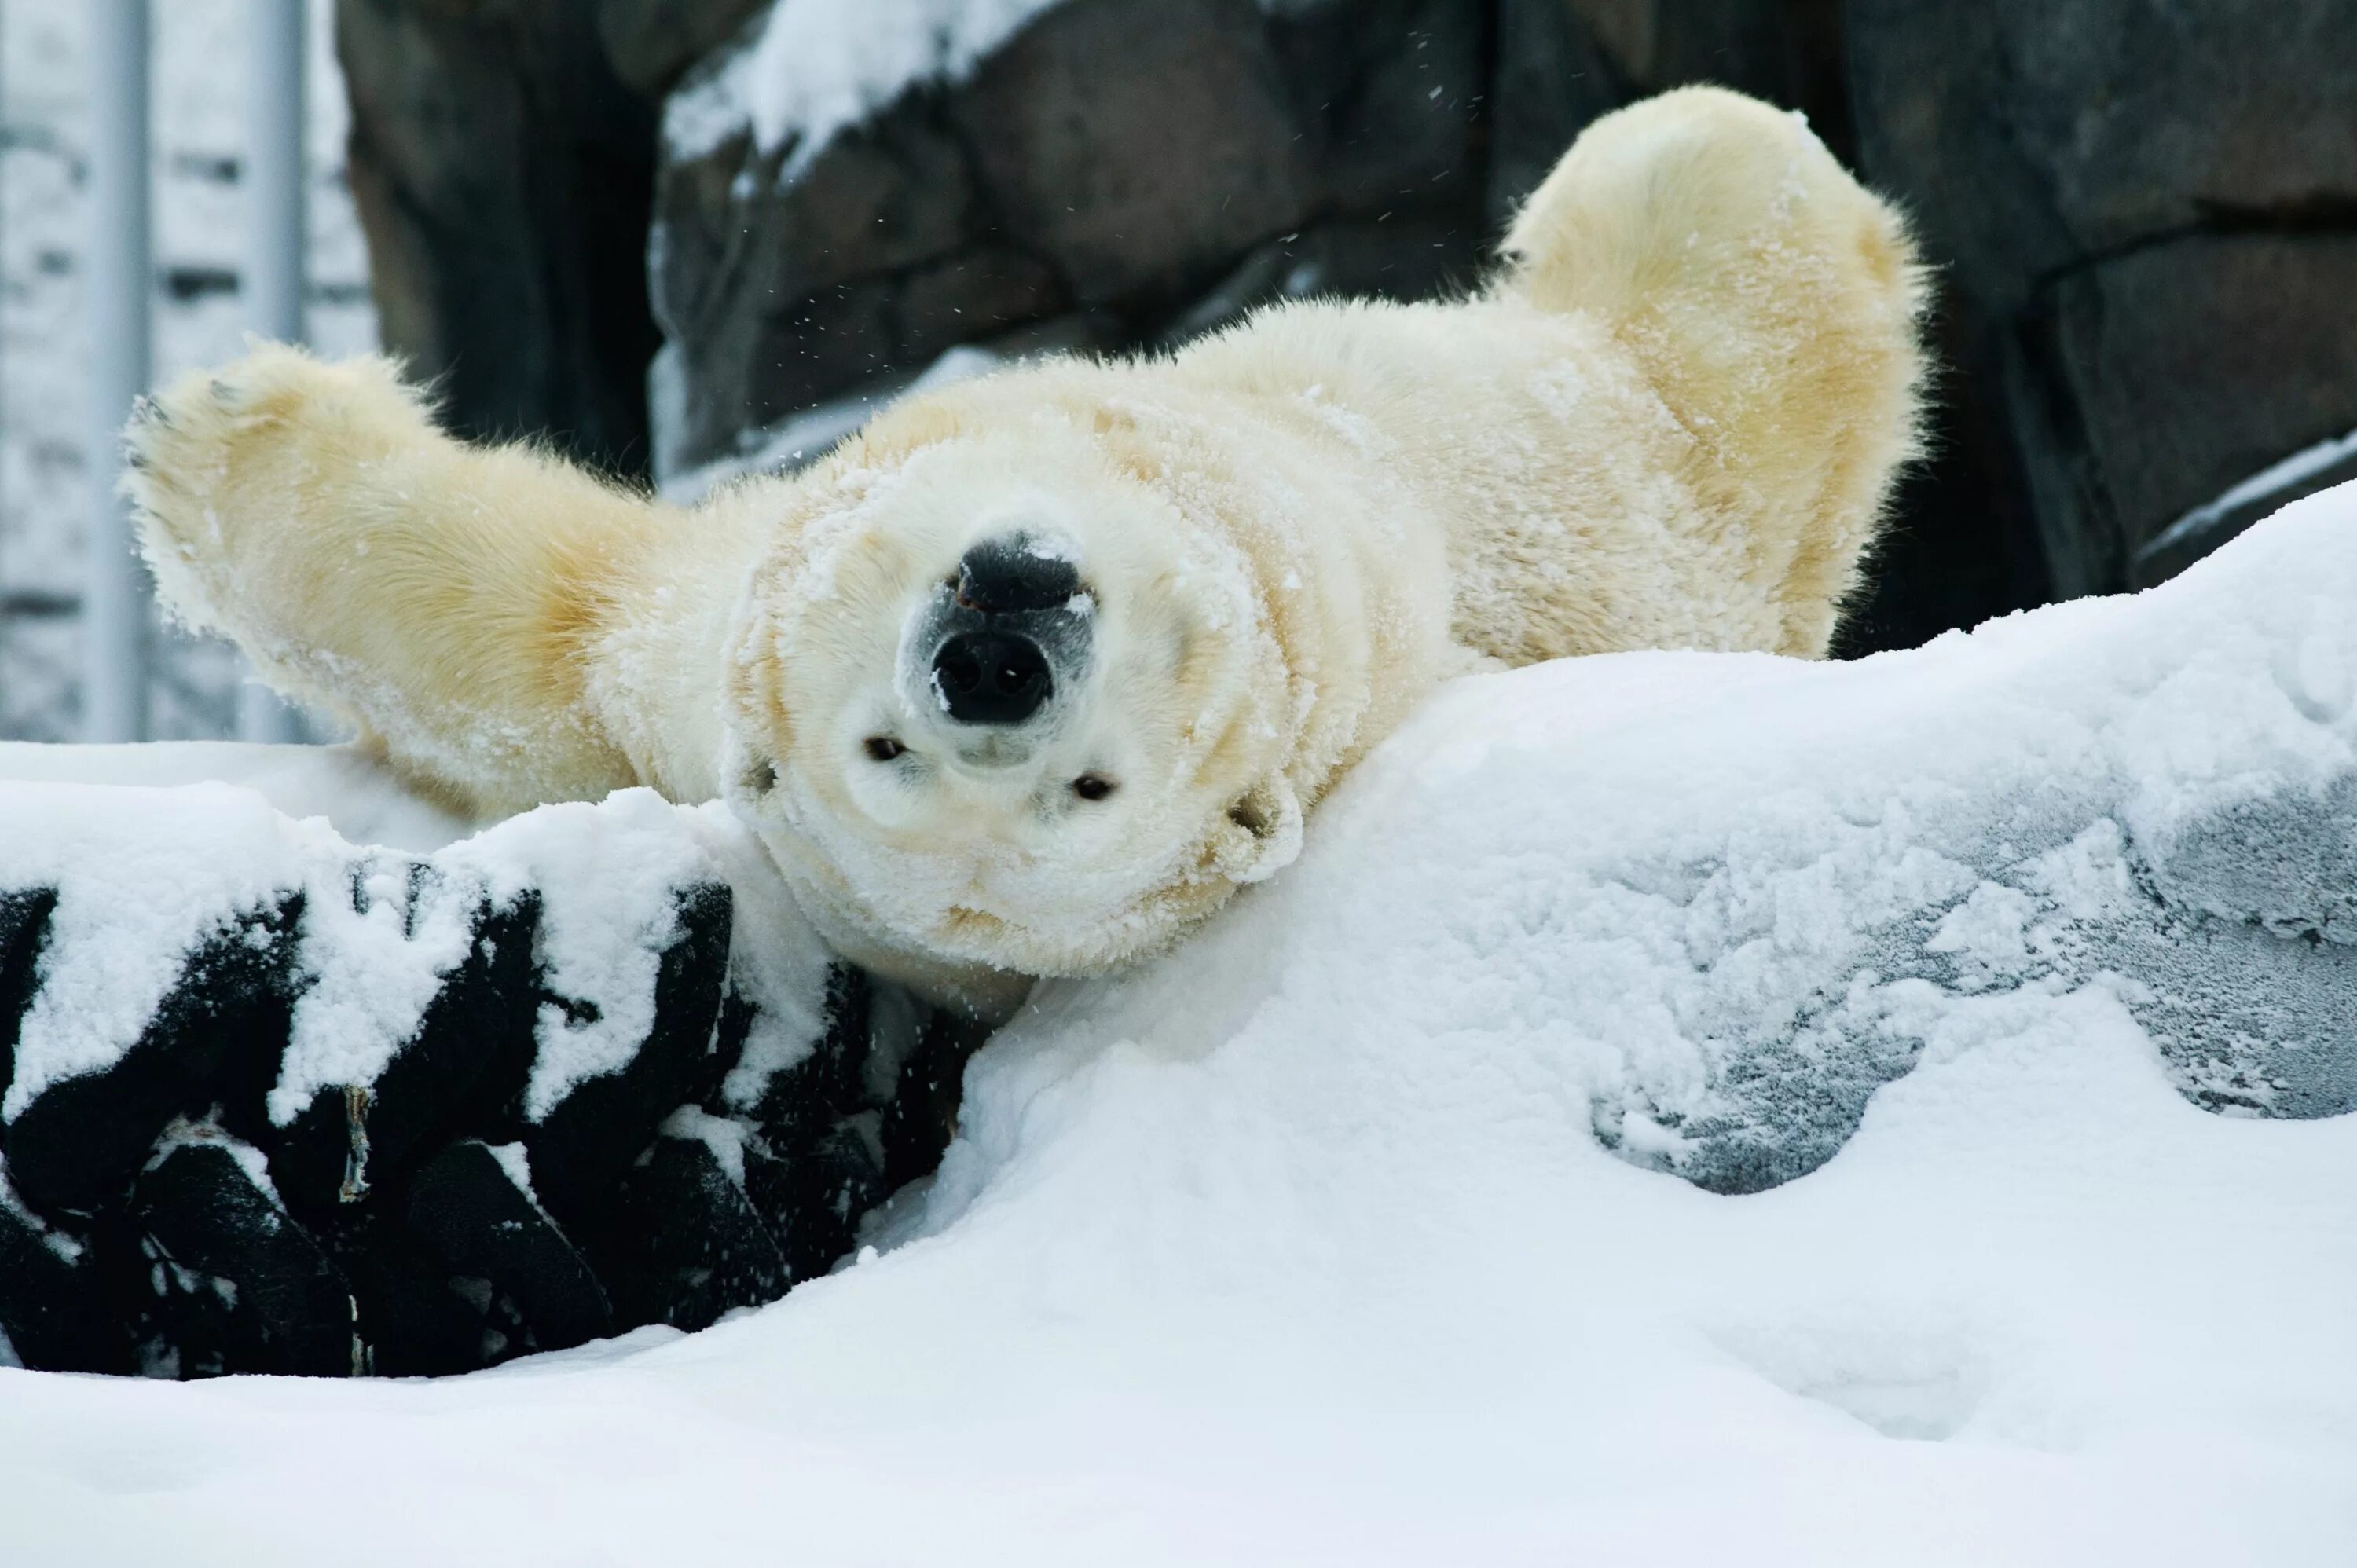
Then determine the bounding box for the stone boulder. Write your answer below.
[1846,0,2357,597]
[334,0,768,478]
[0,783,942,1378]
[647,0,1491,485]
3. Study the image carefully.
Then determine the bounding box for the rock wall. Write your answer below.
[339,0,2357,645]
[333,0,769,477]
[0,789,981,1378]
[1846,0,2357,599]
[647,0,1494,485]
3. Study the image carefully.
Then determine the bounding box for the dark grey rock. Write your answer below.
[648,0,1491,478]
[134,1136,354,1378]
[1847,0,2357,599]
[271,888,543,1211]
[950,0,1308,309]
[742,1113,886,1284]
[1486,0,1853,227]
[522,882,735,1228]
[0,887,55,1108]
[0,1167,127,1374]
[323,1209,496,1378]
[334,0,665,477]
[880,1008,992,1191]
[406,1140,611,1357]
[594,0,770,97]
[5,896,301,1221]
[2018,233,2357,594]
[598,1124,790,1332]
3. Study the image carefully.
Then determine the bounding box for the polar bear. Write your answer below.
[126,87,1924,1012]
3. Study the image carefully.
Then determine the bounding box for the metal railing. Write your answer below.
[78,0,310,745]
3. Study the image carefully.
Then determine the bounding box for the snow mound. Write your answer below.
[0,740,471,852]
[3,490,2355,1563]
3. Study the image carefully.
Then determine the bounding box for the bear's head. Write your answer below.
[720,410,1306,989]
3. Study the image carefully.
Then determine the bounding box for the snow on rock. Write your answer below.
[0,781,322,1121]
[664,0,1068,173]
[0,746,831,1124]
[0,737,896,1378]
[265,852,482,1129]
[0,738,476,1133]
[442,792,724,1124]
[0,753,824,1174]
[0,489,2350,1561]
[680,801,837,1114]
[658,1105,752,1189]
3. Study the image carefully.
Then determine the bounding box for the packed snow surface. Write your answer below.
[3,489,2356,1563]
[0,741,469,853]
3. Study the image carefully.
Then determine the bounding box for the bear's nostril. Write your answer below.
[932,630,1051,725]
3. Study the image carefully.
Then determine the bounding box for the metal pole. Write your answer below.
[236,0,307,744]
[82,0,151,742]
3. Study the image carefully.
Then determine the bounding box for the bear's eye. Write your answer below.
[864,736,907,762]
[1072,774,1116,802]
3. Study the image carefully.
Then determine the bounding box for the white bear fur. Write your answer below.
[126,88,1926,1011]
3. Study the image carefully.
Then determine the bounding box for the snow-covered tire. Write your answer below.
[0,793,983,1378]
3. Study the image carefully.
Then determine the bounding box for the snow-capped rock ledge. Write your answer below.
[0,489,2352,1558]
[0,772,979,1377]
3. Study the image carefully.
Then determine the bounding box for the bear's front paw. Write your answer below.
[124,343,416,518]
[123,345,429,630]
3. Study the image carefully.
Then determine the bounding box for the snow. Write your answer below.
[485,1142,541,1210]
[0,740,469,852]
[266,851,481,1128]
[658,1105,750,1188]
[441,793,722,1124]
[0,779,324,1118]
[2140,424,2357,564]
[0,485,2350,1562]
[663,0,1069,173]
[0,752,823,1138]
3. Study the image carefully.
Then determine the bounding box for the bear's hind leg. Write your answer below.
[1499,87,1928,655]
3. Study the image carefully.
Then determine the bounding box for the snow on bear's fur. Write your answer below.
[124,89,1926,1012]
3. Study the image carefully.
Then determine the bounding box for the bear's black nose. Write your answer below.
[932,630,1051,725]
[954,536,1080,615]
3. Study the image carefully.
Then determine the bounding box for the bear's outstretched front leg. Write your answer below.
[126,345,673,816]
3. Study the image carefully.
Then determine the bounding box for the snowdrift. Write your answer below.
[2,486,2355,1563]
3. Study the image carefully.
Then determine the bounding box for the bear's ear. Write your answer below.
[718,726,783,804]
[1222,773,1303,885]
